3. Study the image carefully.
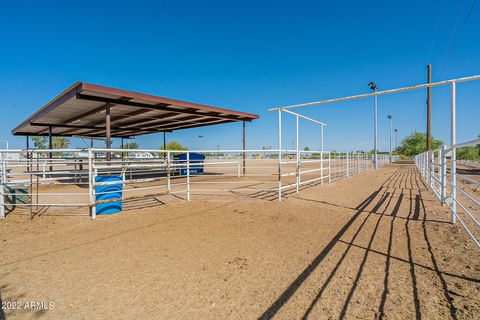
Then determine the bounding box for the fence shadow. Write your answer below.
[259,165,469,319]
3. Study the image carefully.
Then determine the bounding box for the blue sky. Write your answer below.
[0,0,478,151]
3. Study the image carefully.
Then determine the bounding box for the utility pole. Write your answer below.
[427,64,432,150]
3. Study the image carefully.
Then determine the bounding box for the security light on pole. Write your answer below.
[0,140,8,150]
[394,129,398,150]
[368,82,378,169]
[387,115,392,162]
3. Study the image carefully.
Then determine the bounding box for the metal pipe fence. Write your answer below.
[0,148,398,219]
[414,139,480,248]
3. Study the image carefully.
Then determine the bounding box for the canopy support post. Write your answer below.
[163,132,167,160]
[26,135,30,173]
[105,104,111,161]
[48,126,53,171]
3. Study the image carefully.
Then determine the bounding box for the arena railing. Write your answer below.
[414,138,480,248]
[0,148,398,219]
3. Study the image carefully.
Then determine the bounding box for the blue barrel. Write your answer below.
[95,176,123,214]
[174,153,206,175]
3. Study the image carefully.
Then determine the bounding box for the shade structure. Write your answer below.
[12,82,259,138]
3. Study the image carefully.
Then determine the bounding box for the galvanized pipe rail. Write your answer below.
[0,147,399,220]
[415,140,480,248]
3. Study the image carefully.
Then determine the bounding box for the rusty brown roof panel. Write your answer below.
[12,82,259,138]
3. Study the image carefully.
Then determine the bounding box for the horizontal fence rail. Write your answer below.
[414,139,480,248]
[0,148,398,219]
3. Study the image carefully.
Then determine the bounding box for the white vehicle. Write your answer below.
[128,152,154,159]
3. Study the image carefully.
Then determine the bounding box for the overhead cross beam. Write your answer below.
[111,119,230,137]
[75,112,184,136]
[13,131,132,138]
[125,115,210,131]
[76,93,248,122]
[57,108,159,136]
[113,113,199,130]
[30,122,165,133]
[35,104,110,135]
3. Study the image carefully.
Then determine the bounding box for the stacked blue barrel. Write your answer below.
[95,176,123,214]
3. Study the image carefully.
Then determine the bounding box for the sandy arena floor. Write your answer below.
[0,164,479,319]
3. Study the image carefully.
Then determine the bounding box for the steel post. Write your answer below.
[441,145,447,204]
[48,126,53,171]
[105,104,111,161]
[346,152,349,177]
[186,152,190,201]
[0,152,4,219]
[88,149,96,219]
[374,90,378,169]
[389,116,392,162]
[296,115,299,193]
[242,121,246,176]
[167,151,171,192]
[278,110,282,201]
[163,132,167,160]
[328,152,331,184]
[430,151,434,189]
[450,82,457,223]
[320,125,324,185]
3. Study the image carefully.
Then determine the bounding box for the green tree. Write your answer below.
[32,136,46,149]
[456,134,480,160]
[396,132,443,156]
[160,141,188,151]
[304,147,310,151]
[52,137,69,149]
[457,147,480,160]
[31,136,69,149]
[121,142,139,149]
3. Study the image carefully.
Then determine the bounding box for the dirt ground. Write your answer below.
[0,163,479,319]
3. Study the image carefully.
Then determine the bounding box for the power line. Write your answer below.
[427,0,445,64]
[438,0,478,77]
[465,0,478,22]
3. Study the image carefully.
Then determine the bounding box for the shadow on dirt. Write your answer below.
[259,165,471,319]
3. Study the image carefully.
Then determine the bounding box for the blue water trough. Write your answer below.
[95,176,123,214]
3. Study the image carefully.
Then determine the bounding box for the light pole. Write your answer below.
[387,115,392,162]
[0,140,8,150]
[394,129,398,150]
[198,135,204,149]
[369,82,378,169]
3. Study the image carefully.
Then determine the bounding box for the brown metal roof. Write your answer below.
[12,82,259,138]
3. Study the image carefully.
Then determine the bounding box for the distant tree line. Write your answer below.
[32,136,70,149]
[395,132,443,157]
[456,134,480,160]
[160,141,188,151]
[121,142,139,149]
[395,132,479,160]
